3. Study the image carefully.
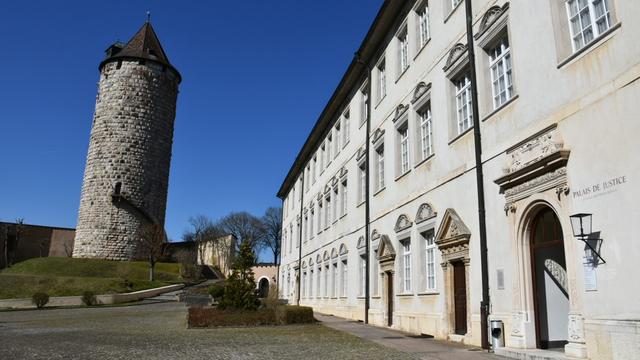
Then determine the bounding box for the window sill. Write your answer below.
[395,66,410,84]
[444,1,463,24]
[395,169,411,182]
[481,94,519,122]
[357,296,366,300]
[413,39,431,61]
[414,153,435,169]
[373,187,386,196]
[339,296,347,299]
[371,296,381,299]
[357,200,365,208]
[332,219,338,225]
[557,22,621,69]
[342,139,350,149]
[447,126,473,146]
[340,213,347,220]
[417,291,439,296]
[397,293,414,297]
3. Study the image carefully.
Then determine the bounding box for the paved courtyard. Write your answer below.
[0,300,413,360]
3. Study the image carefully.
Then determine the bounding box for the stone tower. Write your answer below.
[73,21,181,260]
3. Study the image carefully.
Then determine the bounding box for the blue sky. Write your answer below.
[0,1,382,251]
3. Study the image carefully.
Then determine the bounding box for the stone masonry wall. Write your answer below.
[73,59,179,260]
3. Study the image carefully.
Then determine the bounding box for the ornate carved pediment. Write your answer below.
[371,128,385,144]
[302,261,307,269]
[435,208,471,257]
[309,257,314,266]
[331,176,339,187]
[316,193,323,202]
[371,229,380,241]
[324,185,331,194]
[357,236,366,249]
[316,254,322,264]
[376,234,396,264]
[494,125,570,202]
[323,251,330,261]
[415,203,437,224]
[339,244,348,255]
[443,43,467,72]
[392,104,409,123]
[394,214,413,233]
[411,82,432,104]
[331,248,338,259]
[356,146,366,161]
[475,3,510,40]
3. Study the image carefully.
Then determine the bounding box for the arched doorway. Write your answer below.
[258,277,270,298]
[529,207,569,349]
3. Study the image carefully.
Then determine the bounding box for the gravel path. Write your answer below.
[0,300,414,360]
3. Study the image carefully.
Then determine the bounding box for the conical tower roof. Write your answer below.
[100,21,180,81]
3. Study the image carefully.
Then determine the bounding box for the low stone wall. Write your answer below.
[0,284,184,309]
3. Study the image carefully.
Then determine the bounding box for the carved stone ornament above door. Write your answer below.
[435,208,471,262]
[494,124,570,206]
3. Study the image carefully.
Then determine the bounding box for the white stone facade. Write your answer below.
[277,1,640,359]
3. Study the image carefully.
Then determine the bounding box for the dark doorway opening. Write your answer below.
[530,207,569,349]
[453,261,467,335]
[386,271,393,326]
[258,278,270,298]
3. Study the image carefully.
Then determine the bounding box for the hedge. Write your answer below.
[187,305,315,328]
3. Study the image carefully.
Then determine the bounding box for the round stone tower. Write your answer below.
[73,21,181,260]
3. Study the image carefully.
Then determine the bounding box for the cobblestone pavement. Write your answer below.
[0,300,414,360]
[316,313,508,360]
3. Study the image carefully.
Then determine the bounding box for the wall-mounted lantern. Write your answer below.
[570,213,605,265]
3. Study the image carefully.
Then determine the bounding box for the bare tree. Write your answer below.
[183,215,223,266]
[139,223,167,281]
[9,218,24,267]
[260,207,282,264]
[1,222,7,269]
[217,212,266,254]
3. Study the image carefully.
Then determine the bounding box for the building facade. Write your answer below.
[73,21,181,260]
[0,222,75,269]
[277,1,640,359]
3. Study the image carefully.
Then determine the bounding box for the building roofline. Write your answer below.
[0,222,75,231]
[276,0,407,199]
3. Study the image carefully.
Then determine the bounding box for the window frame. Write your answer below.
[488,36,513,110]
[566,0,612,53]
[376,58,387,103]
[401,238,412,293]
[418,104,433,161]
[375,143,385,192]
[454,72,473,135]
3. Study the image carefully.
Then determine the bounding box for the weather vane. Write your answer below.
[146,11,151,23]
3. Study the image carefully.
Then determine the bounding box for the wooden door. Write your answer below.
[387,272,393,326]
[453,261,467,335]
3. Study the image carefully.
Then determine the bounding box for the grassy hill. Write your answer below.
[0,257,183,299]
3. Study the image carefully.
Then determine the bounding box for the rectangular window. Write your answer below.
[332,187,339,222]
[341,260,348,297]
[455,73,473,135]
[324,265,330,297]
[317,266,322,297]
[377,60,387,101]
[567,0,612,52]
[399,125,410,174]
[320,145,325,171]
[358,163,366,203]
[312,157,317,183]
[317,201,323,234]
[341,179,348,216]
[343,111,350,145]
[310,269,314,298]
[361,87,369,126]
[334,123,341,157]
[325,195,331,227]
[398,28,409,75]
[489,36,513,109]
[376,145,385,191]
[332,263,338,298]
[303,215,307,244]
[310,209,315,238]
[424,230,436,291]
[372,255,379,296]
[418,3,430,48]
[302,271,306,298]
[402,239,412,293]
[419,106,433,160]
[359,255,366,296]
[327,135,332,165]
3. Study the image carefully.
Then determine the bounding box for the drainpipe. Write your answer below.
[355,52,372,324]
[297,170,305,305]
[464,0,491,350]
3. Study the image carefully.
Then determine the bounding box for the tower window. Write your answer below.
[116,60,122,69]
[114,182,122,195]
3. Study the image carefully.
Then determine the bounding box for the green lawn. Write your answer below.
[0,257,183,299]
